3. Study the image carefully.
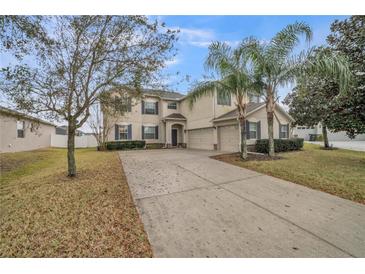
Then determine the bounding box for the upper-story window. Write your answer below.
[17,120,25,138]
[167,102,177,109]
[114,97,131,112]
[217,93,231,106]
[142,101,158,115]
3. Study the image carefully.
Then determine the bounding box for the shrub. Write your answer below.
[146,143,164,149]
[256,138,304,153]
[315,134,324,141]
[104,140,146,150]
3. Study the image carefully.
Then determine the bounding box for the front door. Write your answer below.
[171,129,178,146]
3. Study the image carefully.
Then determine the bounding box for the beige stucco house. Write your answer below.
[0,106,56,153]
[108,89,294,152]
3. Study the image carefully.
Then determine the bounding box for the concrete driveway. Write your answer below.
[119,149,365,258]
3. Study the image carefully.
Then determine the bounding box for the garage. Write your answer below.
[187,128,214,150]
[218,125,239,152]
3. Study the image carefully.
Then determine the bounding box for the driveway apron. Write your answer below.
[120,149,365,257]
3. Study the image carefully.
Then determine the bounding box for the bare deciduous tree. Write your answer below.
[1,16,177,176]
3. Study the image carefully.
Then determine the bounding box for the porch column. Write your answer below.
[165,121,172,148]
[213,126,218,150]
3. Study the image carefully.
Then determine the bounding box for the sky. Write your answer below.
[157,15,349,102]
[0,15,349,131]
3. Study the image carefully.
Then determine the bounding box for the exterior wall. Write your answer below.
[179,91,237,130]
[106,91,294,151]
[243,106,292,145]
[107,96,165,144]
[0,113,55,153]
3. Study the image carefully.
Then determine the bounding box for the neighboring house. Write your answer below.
[0,106,56,153]
[293,123,365,141]
[56,125,85,136]
[107,89,294,152]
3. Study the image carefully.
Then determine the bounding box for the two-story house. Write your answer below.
[107,89,294,152]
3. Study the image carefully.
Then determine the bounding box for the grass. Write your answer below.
[212,143,365,204]
[0,148,152,257]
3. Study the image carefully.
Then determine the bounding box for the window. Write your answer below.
[114,97,131,112]
[249,122,257,139]
[217,93,231,106]
[280,124,289,138]
[167,102,177,109]
[17,120,25,138]
[144,101,157,114]
[119,125,128,140]
[143,126,156,139]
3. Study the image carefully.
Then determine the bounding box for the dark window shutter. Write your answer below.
[286,124,289,138]
[155,102,159,115]
[141,101,145,114]
[155,126,159,139]
[246,120,250,139]
[115,124,119,140]
[127,98,132,112]
[257,121,261,139]
[142,126,145,139]
[128,124,132,140]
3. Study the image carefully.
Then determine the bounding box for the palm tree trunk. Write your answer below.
[67,123,77,177]
[266,86,275,157]
[322,124,329,148]
[240,117,248,160]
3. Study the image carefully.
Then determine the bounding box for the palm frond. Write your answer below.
[267,21,313,64]
[187,80,220,108]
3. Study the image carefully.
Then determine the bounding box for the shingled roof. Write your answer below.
[163,113,187,120]
[213,102,266,121]
[142,89,185,100]
[0,106,56,126]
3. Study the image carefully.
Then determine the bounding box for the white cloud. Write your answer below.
[173,27,216,48]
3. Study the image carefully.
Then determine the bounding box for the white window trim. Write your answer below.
[119,125,128,140]
[167,102,177,109]
[143,126,156,139]
[249,122,257,140]
[17,120,25,138]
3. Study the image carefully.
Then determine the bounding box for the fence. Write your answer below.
[51,134,98,148]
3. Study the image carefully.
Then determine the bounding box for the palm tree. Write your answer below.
[240,22,352,157]
[187,42,258,159]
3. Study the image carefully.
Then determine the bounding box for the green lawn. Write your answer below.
[213,143,365,204]
[0,148,152,257]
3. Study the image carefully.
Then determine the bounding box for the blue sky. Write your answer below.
[158,15,349,102]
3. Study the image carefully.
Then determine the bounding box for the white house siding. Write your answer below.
[187,128,214,150]
[0,113,55,153]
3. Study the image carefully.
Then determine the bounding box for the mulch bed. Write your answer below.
[211,152,282,162]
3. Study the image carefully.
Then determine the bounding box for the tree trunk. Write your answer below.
[67,123,77,177]
[322,124,329,148]
[240,117,248,160]
[266,86,275,157]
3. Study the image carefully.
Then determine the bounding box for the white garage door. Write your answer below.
[218,125,239,152]
[187,128,214,150]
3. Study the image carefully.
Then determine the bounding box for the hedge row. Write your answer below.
[104,140,146,150]
[256,138,304,153]
[146,143,164,149]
